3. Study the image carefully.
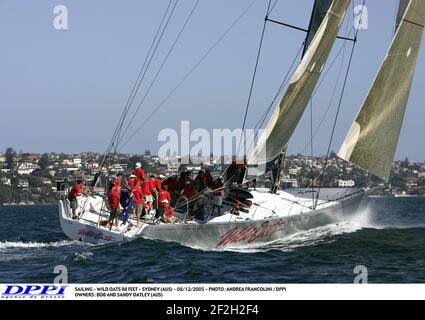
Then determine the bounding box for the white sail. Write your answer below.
[250,0,350,165]
[338,0,425,182]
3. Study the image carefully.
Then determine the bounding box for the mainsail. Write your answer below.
[250,0,350,165]
[338,0,425,182]
[304,0,334,56]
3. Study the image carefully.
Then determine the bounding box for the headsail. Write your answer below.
[396,0,410,32]
[304,0,334,56]
[338,0,425,182]
[250,0,350,165]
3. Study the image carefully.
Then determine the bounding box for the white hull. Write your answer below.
[58,187,373,249]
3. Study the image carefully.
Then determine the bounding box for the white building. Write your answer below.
[288,166,302,175]
[1,177,11,186]
[17,163,39,175]
[73,158,82,168]
[17,179,29,189]
[109,164,128,173]
[338,179,355,188]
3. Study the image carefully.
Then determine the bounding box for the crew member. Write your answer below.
[212,178,224,215]
[133,162,145,184]
[69,179,86,220]
[132,180,144,226]
[107,183,121,230]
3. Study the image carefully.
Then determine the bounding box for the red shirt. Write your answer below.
[164,205,174,218]
[108,188,120,209]
[204,173,213,185]
[183,185,196,199]
[154,179,162,191]
[127,177,136,190]
[142,178,155,196]
[113,177,122,188]
[158,190,171,209]
[133,168,145,183]
[213,181,224,196]
[69,184,81,200]
[164,180,178,192]
[132,185,144,205]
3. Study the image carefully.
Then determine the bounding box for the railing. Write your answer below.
[175,196,189,223]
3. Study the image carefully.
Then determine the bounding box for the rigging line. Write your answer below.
[237,0,272,159]
[315,0,366,204]
[114,0,181,148]
[244,42,305,159]
[310,98,314,204]
[298,14,353,155]
[116,0,200,148]
[254,42,305,130]
[99,0,176,169]
[118,0,260,152]
[269,0,280,15]
[114,0,177,148]
[298,42,347,155]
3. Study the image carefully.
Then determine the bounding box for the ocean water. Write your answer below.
[0,197,424,283]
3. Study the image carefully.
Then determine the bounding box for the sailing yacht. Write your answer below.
[58,0,424,249]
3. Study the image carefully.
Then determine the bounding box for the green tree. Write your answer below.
[38,153,49,170]
[5,147,16,170]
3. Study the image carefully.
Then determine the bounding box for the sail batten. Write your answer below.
[338,0,425,182]
[250,0,350,165]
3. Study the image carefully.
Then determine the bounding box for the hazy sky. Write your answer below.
[0,0,424,160]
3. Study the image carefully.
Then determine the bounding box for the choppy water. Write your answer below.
[0,197,424,283]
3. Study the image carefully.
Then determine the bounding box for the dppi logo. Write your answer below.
[2,285,67,299]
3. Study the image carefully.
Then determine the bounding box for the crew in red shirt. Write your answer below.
[132,180,144,226]
[127,174,137,190]
[133,162,145,184]
[142,176,155,203]
[183,181,197,199]
[154,174,165,191]
[113,173,122,189]
[69,179,84,219]
[158,185,171,209]
[204,169,213,187]
[107,184,121,230]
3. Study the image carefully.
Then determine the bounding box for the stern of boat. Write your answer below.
[58,199,126,244]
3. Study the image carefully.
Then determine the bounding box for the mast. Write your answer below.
[338,0,425,182]
[250,0,351,169]
[270,146,287,194]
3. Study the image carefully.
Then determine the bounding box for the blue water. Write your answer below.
[0,197,424,283]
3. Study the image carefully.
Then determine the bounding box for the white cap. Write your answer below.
[129,174,136,178]
[161,199,169,203]
[159,174,165,179]
[135,162,142,168]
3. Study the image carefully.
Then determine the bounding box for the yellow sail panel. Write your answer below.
[338,0,425,182]
[251,0,350,165]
